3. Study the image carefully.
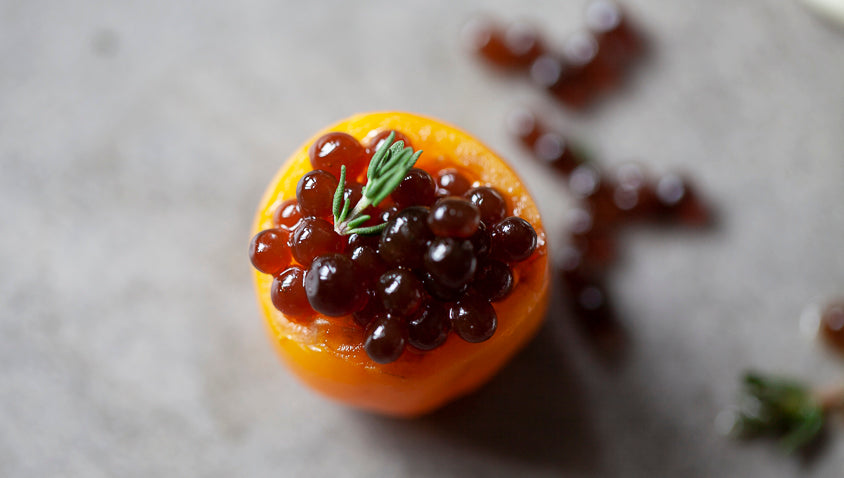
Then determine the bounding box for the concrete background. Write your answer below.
[2,0,844,476]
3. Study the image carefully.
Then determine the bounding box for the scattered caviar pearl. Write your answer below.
[421,271,468,302]
[308,132,368,179]
[450,294,498,343]
[379,206,432,269]
[820,302,844,352]
[296,170,338,218]
[489,217,538,263]
[271,267,314,321]
[377,269,425,316]
[425,238,477,289]
[469,221,491,259]
[391,167,436,208]
[473,260,514,302]
[505,107,540,146]
[305,253,365,317]
[465,187,507,224]
[365,315,407,364]
[249,228,291,275]
[368,129,412,154]
[408,301,451,351]
[436,168,472,197]
[428,197,481,238]
[272,199,302,230]
[290,217,343,266]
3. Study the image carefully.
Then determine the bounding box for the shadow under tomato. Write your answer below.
[356,313,603,475]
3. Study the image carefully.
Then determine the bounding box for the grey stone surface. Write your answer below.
[2,0,844,476]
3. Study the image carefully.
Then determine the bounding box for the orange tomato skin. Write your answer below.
[253,112,550,417]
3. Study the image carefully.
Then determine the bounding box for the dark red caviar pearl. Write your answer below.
[378,206,432,269]
[473,260,514,302]
[469,221,491,259]
[304,253,365,317]
[428,197,481,238]
[347,232,380,251]
[531,131,581,175]
[391,168,436,209]
[820,302,844,352]
[465,186,507,224]
[489,217,538,263]
[272,199,302,230]
[349,245,386,285]
[421,271,468,302]
[368,129,412,154]
[296,170,338,218]
[271,267,314,321]
[352,289,385,328]
[435,168,472,197]
[290,217,344,266]
[344,181,364,208]
[308,132,368,179]
[586,0,643,66]
[654,173,710,226]
[249,228,292,275]
[377,269,425,317]
[364,315,407,364]
[424,238,477,290]
[450,294,498,343]
[408,301,451,351]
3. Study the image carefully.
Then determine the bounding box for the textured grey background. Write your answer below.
[2,0,844,476]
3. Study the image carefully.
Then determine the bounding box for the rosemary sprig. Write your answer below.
[731,372,826,453]
[332,132,423,235]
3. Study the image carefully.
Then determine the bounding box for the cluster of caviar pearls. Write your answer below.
[250,130,538,364]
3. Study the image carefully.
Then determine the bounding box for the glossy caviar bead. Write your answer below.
[352,289,384,328]
[465,187,507,224]
[435,168,472,197]
[272,199,302,230]
[469,221,491,259]
[347,232,380,250]
[450,294,497,343]
[424,238,477,290]
[249,228,292,275]
[489,217,538,263]
[308,132,368,179]
[420,271,468,302]
[344,180,364,208]
[391,167,436,208]
[296,170,338,218]
[378,206,432,269]
[368,129,413,154]
[428,197,481,238]
[380,205,400,224]
[364,314,407,364]
[290,217,344,266]
[473,260,514,302]
[377,269,425,316]
[349,245,386,285]
[304,253,365,317]
[407,301,451,351]
[820,302,844,353]
[271,267,314,321]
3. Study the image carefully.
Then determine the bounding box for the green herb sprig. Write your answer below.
[731,372,826,453]
[332,132,422,235]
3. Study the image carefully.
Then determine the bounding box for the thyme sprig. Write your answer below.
[332,132,422,235]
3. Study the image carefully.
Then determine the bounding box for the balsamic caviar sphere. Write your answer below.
[408,301,451,351]
[489,217,538,263]
[465,186,507,224]
[368,129,412,154]
[365,315,407,364]
[436,169,472,197]
[249,228,291,275]
[271,267,314,320]
[379,206,433,269]
[450,294,498,343]
[296,170,338,218]
[428,197,481,238]
[473,260,514,302]
[308,132,368,179]
[377,269,425,316]
[273,199,302,230]
[391,168,436,209]
[352,289,384,328]
[469,221,491,259]
[421,271,468,302]
[290,217,344,266]
[349,245,386,285]
[305,253,365,317]
[424,238,477,289]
